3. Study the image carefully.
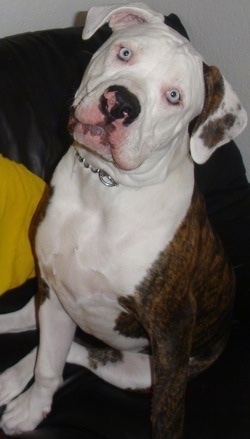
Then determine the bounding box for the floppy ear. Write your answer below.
[82,2,164,40]
[190,64,247,164]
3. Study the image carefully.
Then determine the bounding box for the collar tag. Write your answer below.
[74,148,119,187]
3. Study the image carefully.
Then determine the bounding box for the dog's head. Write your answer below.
[69,3,247,175]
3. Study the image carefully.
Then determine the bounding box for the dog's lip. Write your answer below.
[68,115,136,170]
[69,117,105,136]
[81,123,105,136]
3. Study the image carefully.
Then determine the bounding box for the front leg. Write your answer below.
[0,287,76,435]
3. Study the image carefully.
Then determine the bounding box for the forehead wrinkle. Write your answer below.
[115,28,200,78]
[140,49,198,89]
[112,23,188,53]
[115,22,188,44]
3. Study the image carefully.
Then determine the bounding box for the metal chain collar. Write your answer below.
[74,148,119,187]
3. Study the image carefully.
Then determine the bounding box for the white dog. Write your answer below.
[0,3,247,438]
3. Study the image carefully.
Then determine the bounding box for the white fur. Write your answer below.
[37,146,194,343]
[0,2,247,435]
[0,297,36,333]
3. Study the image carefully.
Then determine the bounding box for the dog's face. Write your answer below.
[69,3,247,173]
[69,25,204,171]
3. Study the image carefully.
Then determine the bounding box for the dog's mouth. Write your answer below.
[80,123,104,136]
[68,114,119,165]
[68,118,105,138]
[68,86,142,170]
[68,115,112,146]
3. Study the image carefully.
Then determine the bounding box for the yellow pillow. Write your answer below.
[0,155,47,294]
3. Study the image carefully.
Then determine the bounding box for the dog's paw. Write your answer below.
[0,368,26,406]
[0,384,52,435]
[0,350,35,406]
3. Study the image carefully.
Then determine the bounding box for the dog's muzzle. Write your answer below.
[100,85,141,126]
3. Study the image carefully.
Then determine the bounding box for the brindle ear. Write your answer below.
[190,64,247,164]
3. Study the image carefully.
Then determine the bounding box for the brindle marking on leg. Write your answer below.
[38,184,55,222]
[114,187,234,438]
[38,278,50,305]
[29,185,54,245]
[114,306,148,340]
[138,187,234,372]
[30,185,55,307]
[87,347,123,370]
[29,184,55,287]
[117,188,234,368]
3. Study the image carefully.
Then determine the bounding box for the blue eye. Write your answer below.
[166,89,181,104]
[118,47,132,61]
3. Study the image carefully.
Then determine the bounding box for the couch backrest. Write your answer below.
[0,26,110,181]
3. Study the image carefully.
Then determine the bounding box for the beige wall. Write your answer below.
[0,0,249,178]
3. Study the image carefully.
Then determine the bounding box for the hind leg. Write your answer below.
[0,341,151,409]
[0,289,76,435]
[0,297,36,334]
[67,341,152,391]
[0,297,37,406]
[0,347,37,406]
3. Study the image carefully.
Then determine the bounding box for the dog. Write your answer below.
[0,3,247,438]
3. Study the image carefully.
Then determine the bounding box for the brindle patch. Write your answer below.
[200,113,236,148]
[112,187,234,437]
[29,184,54,275]
[88,347,123,370]
[114,298,148,340]
[38,277,50,305]
[29,184,54,306]
[192,64,225,137]
[203,64,225,117]
[38,184,55,223]
[117,188,234,367]
[29,184,54,246]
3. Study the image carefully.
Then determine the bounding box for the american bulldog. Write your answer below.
[0,3,247,438]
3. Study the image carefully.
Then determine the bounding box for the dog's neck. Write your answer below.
[74,147,119,188]
[72,138,193,189]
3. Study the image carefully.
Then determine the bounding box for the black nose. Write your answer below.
[100,85,141,126]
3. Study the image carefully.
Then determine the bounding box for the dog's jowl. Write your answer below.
[0,3,247,438]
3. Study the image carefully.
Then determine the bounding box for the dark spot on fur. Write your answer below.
[200,113,236,148]
[30,185,54,239]
[203,64,225,117]
[29,184,54,306]
[88,347,123,370]
[29,185,54,252]
[38,278,50,305]
[29,184,55,277]
[114,299,148,340]
[191,64,225,135]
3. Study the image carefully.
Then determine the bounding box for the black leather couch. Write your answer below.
[0,14,250,439]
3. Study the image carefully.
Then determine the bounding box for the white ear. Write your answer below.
[190,64,247,164]
[82,2,165,40]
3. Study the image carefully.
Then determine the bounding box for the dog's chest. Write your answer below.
[36,150,194,344]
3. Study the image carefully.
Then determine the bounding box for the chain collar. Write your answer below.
[74,148,119,187]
